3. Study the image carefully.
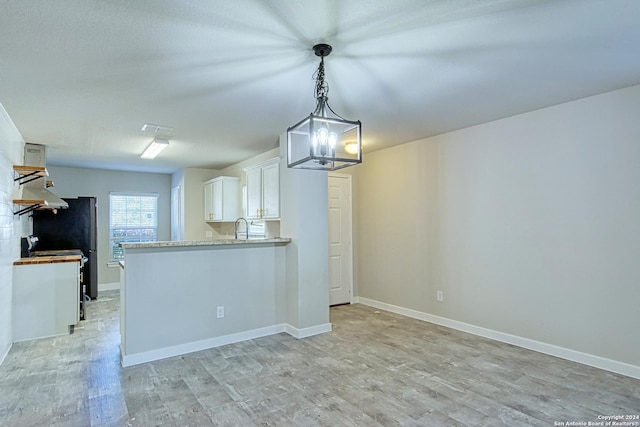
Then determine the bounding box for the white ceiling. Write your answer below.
[1,0,639,173]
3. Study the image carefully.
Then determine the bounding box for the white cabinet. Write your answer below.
[13,261,80,341]
[203,176,240,222]
[244,158,280,220]
[245,167,262,219]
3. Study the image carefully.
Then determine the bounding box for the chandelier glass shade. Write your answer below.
[287,44,362,171]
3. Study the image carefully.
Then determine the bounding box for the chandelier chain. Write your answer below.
[313,57,329,100]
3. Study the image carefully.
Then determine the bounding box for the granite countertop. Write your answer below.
[120,237,291,249]
[14,255,83,266]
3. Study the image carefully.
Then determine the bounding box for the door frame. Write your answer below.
[328,172,354,305]
[171,185,183,241]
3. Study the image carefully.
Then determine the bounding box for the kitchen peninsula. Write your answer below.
[119,238,291,366]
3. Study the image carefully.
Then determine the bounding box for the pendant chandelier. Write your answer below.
[287,44,362,171]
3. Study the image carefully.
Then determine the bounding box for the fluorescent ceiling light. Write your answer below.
[141,138,169,159]
[141,123,173,133]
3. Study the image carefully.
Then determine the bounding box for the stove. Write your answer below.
[31,250,87,266]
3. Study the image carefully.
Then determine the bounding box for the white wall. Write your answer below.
[46,166,172,286]
[121,243,287,365]
[0,103,25,363]
[353,84,640,372]
[279,135,330,332]
[173,168,220,241]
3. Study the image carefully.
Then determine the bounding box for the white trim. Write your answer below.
[122,324,286,367]
[355,297,640,380]
[0,343,12,366]
[242,156,280,172]
[120,321,333,367]
[99,282,120,292]
[284,322,332,339]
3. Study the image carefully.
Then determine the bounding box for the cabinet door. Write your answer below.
[261,162,280,219]
[73,263,80,323]
[13,262,79,340]
[203,181,214,221]
[212,178,223,221]
[246,167,262,219]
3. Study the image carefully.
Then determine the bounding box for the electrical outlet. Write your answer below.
[205,231,213,238]
[217,306,224,318]
[436,291,444,302]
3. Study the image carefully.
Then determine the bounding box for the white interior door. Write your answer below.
[171,186,182,241]
[328,173,353,306]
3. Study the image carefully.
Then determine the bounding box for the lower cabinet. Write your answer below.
[13,261,80,341]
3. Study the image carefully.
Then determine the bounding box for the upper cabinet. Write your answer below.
[244,158,280,220]
[203,176,240,222]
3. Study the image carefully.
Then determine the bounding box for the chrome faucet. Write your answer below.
[234,217,248,239]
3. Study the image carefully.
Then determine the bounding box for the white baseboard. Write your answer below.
[99,282,120,292]
[0,342,11,366]
[121,321,332,367]
[284,322,332,339]
[122,324,286,367]
[354,297,640,380]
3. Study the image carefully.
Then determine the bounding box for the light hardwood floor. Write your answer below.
[1,290,638,426]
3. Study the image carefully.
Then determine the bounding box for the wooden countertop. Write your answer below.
[14,255,82,266]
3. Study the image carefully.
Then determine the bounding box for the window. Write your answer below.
[109,192,159,260]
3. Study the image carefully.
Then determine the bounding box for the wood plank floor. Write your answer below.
[1,290,638,426]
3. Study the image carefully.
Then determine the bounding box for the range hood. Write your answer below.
[20,185,68,209]
[20,143,68,210]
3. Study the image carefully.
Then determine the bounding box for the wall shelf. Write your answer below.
[12,166,54,215]
[13,165,48,186]
[13,199,48,216]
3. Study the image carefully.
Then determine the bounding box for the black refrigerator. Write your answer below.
[32,196,98,299]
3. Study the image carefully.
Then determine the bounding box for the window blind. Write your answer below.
[109,193,159,259]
